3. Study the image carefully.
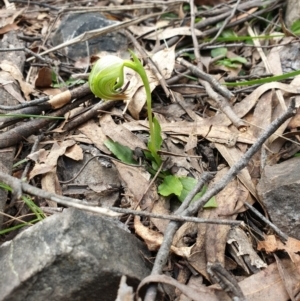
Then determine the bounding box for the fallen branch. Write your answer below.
[144,99,296,301]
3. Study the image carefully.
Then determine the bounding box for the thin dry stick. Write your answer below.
[27,12,168,63]
[176,57,233,100]
[189,0,245,130]
[110,207,241,225]
[199,0,242,49]
[244,202,288,241]
[124,30,170,98]
[185,99,295,217]
[144,99,296,301]
[123,161,164,226]
[0,169,240,226]
[144,171,214,301]
[207,262,246,301]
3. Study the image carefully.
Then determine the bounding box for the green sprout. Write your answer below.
[89,51,162,166]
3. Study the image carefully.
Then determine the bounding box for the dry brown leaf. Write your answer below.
[0,77,26,103]
[186,168,248,279]
[212,262,292,301]
[227,227,267,269]
[210,82,300,127]
[134,215,192,257]
[257,235,300,262]
[28,163,54,179]
[100,114,146,150]
[205,168,247,263]
[238,262,291,301]
[215,143,258,199]
[248,90,273,139]
[0,23,19,35]
[41,172,62,207]
[134,215,163,251]
[34,67,52,88]
[27,149,48,163]
[127,45,175,118]
[0,60,35,100]
[113,161,157,207]
[137,274,219,301]
[154,122,255,146]
[66,134,92,145]
[150,195,170,234]
[78,119,110,154]
[129,22,201,40]
[40,88,62,96]
[64,143,83,161]
[38,140,76,206]
[28,140,75,205]
[274,255,299,301]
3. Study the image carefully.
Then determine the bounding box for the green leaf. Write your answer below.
[178,177,217,208]
[225,69,300,87]
[104,140,138,165]
[158,175,183,197]
[211,47,227,58]
[291,20,300,35]
[203,196,217,208]
[0,114,64,119]
[221,29,237,39]
[152,117,163,151]
[229,56,247,64]
[148,117,163,166]
[217,59,240,69]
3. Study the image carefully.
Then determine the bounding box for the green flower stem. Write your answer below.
[123,54,157,162]
[89,51,162,166]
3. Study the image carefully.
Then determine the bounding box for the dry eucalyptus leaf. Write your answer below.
[227,227,267,269]
[64,143,83,161]
[0,60,35,100]
[34,67,52,88]
[78,119,111,154]
[127,45,176,119]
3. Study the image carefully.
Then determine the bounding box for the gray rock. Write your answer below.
[285,0,300,28]
[51,13,128,60]
[0,208,150,301]
[257,157,300,240]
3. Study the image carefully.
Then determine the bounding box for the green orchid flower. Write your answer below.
[89,51,162,166]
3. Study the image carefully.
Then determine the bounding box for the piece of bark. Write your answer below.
[0,31,25,229]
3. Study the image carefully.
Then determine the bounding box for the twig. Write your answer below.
[110,207,241,225]
[244,202,288,241]
[207,262,246,301]
[0,170,121,217]
[26,12,170,62]
[176,58,234,100]
[144,99,296,301]
[62,100,119,131]
[0,96,89,148]
[199,0,242,49]
[189,0,245,130]
[0,96,49,111]
[59,154,144,184]
[21,134,44,181]
[185,99,295,217]
[144,172,215,301]
[0,170,241,226]
[124,30,170,97]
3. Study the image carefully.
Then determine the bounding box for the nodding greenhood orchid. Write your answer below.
[89,51,162,166]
